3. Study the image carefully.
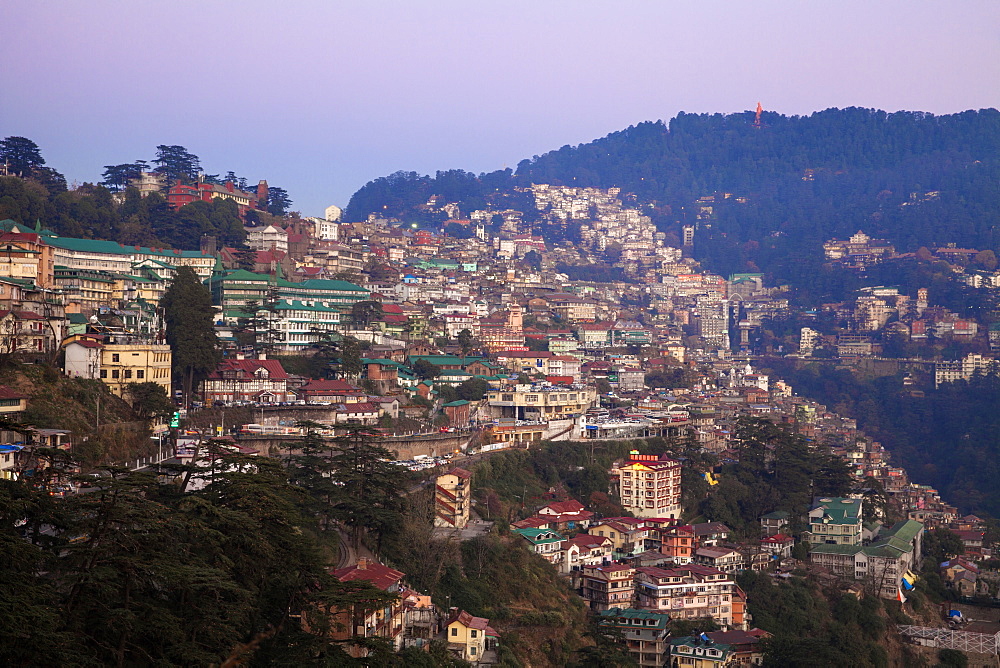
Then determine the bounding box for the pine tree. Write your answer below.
[161,266,221,405]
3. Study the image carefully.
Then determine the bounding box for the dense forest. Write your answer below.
[767,360,1000,519]
[347,107,1000,294]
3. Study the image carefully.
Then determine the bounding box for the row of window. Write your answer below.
[99,367,168,380]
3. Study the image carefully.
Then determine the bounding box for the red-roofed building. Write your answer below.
[297,379,366,404]
[201,358,290,404]
[435,468,472,529]
[579,563,636,611]
[326,558,407,656]
[446,610,497,663]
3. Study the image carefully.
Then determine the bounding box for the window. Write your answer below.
[112,370,119,379]
[470,630,477,638]
[451,628,458,637]
[100,370,107,378]
[112,354,120,363]
[124,370,132,379]
[470,647,477,656]
[136,370,144,379]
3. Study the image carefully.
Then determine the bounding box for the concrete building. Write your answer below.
[611,451,682,519]
[99,342,172,398]
[434,468,472,529]
[599,608,671,668]
[807,497,863,546]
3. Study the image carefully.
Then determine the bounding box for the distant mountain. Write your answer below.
[347,107,1000,290]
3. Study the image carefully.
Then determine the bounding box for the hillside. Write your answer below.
[0,362,146,465]
[346,107,1000,289]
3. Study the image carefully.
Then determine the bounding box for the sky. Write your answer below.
[3,1,999,217]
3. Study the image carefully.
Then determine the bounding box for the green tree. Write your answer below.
[266,186,293,216]
[152,144,201,183]
[161,266,221,405]
[456,328,475,356]
[326,428,405,551]
[413,358,441,381]
[351,300,384,328]
[339,336,363,379]
[235,246,258,271]
[0,136,45,176]
[125,381,175,422]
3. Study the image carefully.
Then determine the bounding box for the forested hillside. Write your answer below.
[767,360,1000,518]
[347,107,1000,288]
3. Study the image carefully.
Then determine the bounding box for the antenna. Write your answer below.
[754,102,763,129]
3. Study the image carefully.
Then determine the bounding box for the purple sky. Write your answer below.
[4,1,999,216]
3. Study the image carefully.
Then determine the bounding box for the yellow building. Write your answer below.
[446,610,496,663]
[486,385,597,421]
[99,343,171,397]
[434,468,472,529]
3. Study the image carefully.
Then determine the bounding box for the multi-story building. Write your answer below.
[445,610,497,664]
[611,451,682,519]
[634,564,747,629]
[578,563,636,611]
[668,636,736,667]
[485,384,597,421]
[43,234,215,280]
[809,520,924,599]
[434,467,471,529]
[513,527,565,564]
[200,357,289,404]
[807,497,863,546]
[598,608,671,668]
[99,342,172,398]
[328,558,407,657]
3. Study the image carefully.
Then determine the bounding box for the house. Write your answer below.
[634,563,747,629]
[0,386,28,421]
[954,530,988,558]
[560,534,614,574]
[513,527,564,564]
[705,629,770,665]
[578,563,636,611]
[808,519,924,600]
[807,497,863,546]
[442,399,471,426]
[760,533,795,560]
[669,636,735,667]
[63,338,103,379]
[536,499,594,531]
[941,558,980,596]
[760,510,790,537]
[326,558,407,656]
[434,468,471,529]
[296,379,366,404]
[690,522,731,548]
[660,524,696,564]
[694,546,744,573]
[611,451,682,519]
[589,518,653,556]
[99,342,172,399]
[334,402,380,425]
[201,358,289,404]
[599,608,671,668]
[445,610,498,664]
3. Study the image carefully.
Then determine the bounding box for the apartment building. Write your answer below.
[579,563,636,611]
[434,468,471,529]
[99,342,172,398]
[634,564,747,629]
[611,451,682,519]
[599,608,672,668]
[807,497,863,546]
[485,384,597,421]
